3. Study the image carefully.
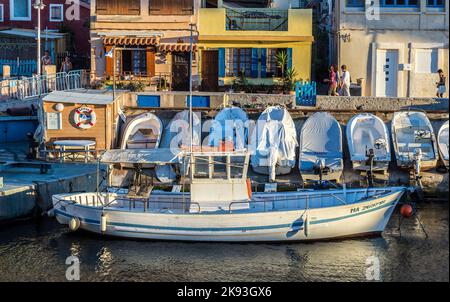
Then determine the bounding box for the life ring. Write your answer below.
[74,106,97,129]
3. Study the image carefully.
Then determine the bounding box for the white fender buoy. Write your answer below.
[100,213,107,233]
[69,217,80,232]
[304,215,310,238]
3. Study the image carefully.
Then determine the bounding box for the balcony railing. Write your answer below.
[225,9,289,31]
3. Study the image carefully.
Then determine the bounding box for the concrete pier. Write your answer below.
[0,163,99,222]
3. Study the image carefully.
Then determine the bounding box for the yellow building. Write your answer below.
[198,7,313,91]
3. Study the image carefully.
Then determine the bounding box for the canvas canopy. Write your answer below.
[101,148,181,165]
[299,112,343,172]
[209,107,249,150]
[250,106,298,170]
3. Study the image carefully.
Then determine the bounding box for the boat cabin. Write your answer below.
[42,91,123,152]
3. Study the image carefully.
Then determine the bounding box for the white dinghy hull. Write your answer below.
[53,187,406,242]
[347,113,391,172]
[438,120,449,169]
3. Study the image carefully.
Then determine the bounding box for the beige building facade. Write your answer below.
[333,0,449,97]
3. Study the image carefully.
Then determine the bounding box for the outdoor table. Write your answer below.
[53,140,96,163]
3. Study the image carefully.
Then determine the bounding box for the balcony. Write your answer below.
[225,9,288,31]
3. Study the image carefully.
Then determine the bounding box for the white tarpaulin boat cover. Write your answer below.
[438,120,449,161]
[347,113,391,162]
[209,107,249,150]
[250,106,298,170]
[156,110,201,183]
[299,112,343,172]
[101,148,181,165]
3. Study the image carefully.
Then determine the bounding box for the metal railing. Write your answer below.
[0,69,88,100]
[226,9,289,31]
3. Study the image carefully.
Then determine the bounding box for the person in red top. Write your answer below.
[324,65,338,96]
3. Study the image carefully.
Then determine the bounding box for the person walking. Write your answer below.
[60,56,73,73]
[339,64,351,96]
[324,65,338,96]
[41,51,52,66]
[436,69,446,98]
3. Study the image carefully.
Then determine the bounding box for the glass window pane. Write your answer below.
[13,0,29,18]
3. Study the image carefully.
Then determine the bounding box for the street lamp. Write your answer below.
[34,0,46,76]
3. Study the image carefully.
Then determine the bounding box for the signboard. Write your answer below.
[46,112,62,130]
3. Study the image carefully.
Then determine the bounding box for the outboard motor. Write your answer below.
[412,148,423,189]
[365,147,375,187]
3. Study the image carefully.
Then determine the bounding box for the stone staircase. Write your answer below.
[0,146,29,163]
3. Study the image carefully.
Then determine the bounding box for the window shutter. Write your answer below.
[218,48,225,78]
[146,48,155,77]
[127,0,141,15]
[260,49,267,78]
[287,48,293,70]
[96,0,109,14]
[251,48,258,78]
[105,46,114,77]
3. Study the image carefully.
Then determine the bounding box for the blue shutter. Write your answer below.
[137,95,160,108]
[218,48,225,77]
[260,49,267,78]
[287,48,293,70]
[251,48,258,78]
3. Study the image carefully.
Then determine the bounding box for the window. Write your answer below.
[226,48,252,77]
[346,0,364,7]
[96,0,140,15]
[415,49,438,74]
[380,0,419,6]
[427,0,444,7]
[266,49,285,78]
[49,4,64,22]
[0,4,4,22]
[10,0,31,21]
[149,0,194,15]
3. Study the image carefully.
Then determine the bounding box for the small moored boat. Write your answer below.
[209,106,249,150]
[52,149,407,242]
[391,110,438,171]
[299,112,343,182]
[120,113,163,150]
[347,113,391,172]
[437,120,449,169]
[250,106,298,182]
[155,110,202,183]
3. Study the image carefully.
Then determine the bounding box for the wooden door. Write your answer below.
[146,48,155,77]
[105,46,113,77]
[201,50,219,92]
[172,52,190,91]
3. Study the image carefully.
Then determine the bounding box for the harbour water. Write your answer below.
[0,201,448,282]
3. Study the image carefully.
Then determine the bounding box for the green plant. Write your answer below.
[232,68,249,92]
[283,68,298,92]
[276,51,288,78]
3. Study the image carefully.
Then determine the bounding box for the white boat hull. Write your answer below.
[53,188,405,242]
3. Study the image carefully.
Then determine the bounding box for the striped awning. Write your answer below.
[103,36,159,46]
[158,43,197,52]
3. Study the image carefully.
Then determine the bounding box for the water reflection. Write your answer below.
[0,202,448,282]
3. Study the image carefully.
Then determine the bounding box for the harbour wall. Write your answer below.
[0,164,99,222]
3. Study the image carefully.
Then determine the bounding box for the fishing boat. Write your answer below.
[155,110,202,183]
[346,113,391,172]
[209,107,249,150]
[299,112,343,182]
[52,148,408,242]
[250,106,298,182]
[437,120,449,169]
[120,113,163,150]
[391,110,438,172]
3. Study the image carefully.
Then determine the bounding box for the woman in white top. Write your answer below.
[339,65,351,96]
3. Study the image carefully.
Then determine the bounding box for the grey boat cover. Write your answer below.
[346,113,391,162]
[101,148,181,165]
[156,110,201,183]
[391,111,437,162]
[250,106,298,170]
[438,120,448,161]
[299,112,343,172]
[209,107,249,150]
